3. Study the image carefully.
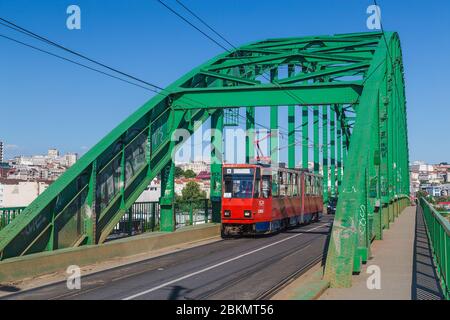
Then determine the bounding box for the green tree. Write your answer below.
[416,190,428,199]
[181,181,206,201]
[175,167,184,178]
[183,169,197,179]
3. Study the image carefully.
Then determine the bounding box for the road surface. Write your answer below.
[3,215,333,300]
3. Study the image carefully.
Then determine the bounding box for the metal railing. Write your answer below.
[175,199,211,228]
[419,198,450,299]
[0,207,26,231]
[2,199,211,240]
[111,202,160,236]
[110,198,211,238]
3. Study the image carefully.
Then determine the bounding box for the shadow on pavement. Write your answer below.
[411,206,444,300]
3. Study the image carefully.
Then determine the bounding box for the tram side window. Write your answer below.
[286,172,290,196]
[293,173,298,196]
[313,176,318,195]
[287,173,292,197]
[278,171,285,197]
[254,177,260,199]
[312,176,316,195]
[307,176,312,195]
[305,176,309,195]
[272,171,279,197]
[262,175,271,198]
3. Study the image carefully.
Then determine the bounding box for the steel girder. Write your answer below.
[0,32,409,278]
[323,32,409,287]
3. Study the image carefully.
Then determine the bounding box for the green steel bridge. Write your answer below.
[0,31,412,288]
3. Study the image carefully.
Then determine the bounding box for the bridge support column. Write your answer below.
[322,106,329,203]
[302,107,309,170]
[314,107,320,174]
[160,161,176,232]
[246,107,255,164]
[336,106,342,192]
[85,160,97,244]
[211,110,224,223]
[330,107,336,197]
[288,64,296,169]
[160,110,185,232]
[270,68,279,167]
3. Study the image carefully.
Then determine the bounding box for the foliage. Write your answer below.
[174,167,197,179]
[434,196,450,203]
[183,169,197,179]
[416,190,428,199]
[180,181,206,201]
[175,167,184,178]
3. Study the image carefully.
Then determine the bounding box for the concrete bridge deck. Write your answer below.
[319,206,444,300]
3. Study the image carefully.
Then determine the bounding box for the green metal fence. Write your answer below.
[175,199,211,228]
[0,207,26,231]
[112,202,160,236]
[110,198,211,237]
[419,198,450,299]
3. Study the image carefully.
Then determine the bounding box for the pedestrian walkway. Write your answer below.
[412,205,444,299]
[320,206,444,300]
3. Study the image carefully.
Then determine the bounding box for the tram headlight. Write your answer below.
[244,210,251,217]
[224,210,231,217]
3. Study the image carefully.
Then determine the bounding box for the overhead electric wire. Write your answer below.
[0,16,213,110]
[1,9,347,154]
[158,0,314,109]
[0,32,160,94]
[174,0,236,50]
[372,0,407,132]
[156,0,231,53]
[0,17,165,92]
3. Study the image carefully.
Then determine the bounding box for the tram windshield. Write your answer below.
[223,168,254,199]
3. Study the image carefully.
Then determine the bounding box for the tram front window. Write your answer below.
[223,168,254,199]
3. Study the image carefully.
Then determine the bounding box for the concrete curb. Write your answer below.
[272,261,330,300]
[291,280,330,300]
[0,223,220,283]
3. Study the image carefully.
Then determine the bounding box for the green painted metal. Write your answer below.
[288,64,296,169]
[224,108,239,126]
[313,108,320,174]
[175,199,211,227]
[0,207,26,231]
[112,201,160,235]
[336,105,342,191]
[246,107,255,164]
[324,32,410,287]
[322,106,329,203]
[0,31,409,288]
[210,110,223,223]
[419,198,450,299]
[330,107,336,197]
[270,68,279,166]
[302,107,309,169]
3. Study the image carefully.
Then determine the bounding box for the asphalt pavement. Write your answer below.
[3,215,333,300]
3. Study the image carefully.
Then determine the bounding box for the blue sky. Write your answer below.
[0,0,449,163]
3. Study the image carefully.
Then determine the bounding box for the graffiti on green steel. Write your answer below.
[0,33,409,293]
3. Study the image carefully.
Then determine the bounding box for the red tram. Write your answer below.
[221,164,323,237]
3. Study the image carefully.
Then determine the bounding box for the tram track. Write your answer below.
[3,217,333,300]
[189,235,323,300]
